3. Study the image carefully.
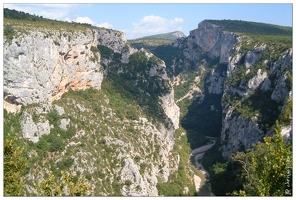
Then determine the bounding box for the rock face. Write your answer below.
[96,28,127,53]
[171,20,237,77]
[3,25,179,132]
[270,50,293,103]
[141,49,180,129]
[21,111,51,143]
[244,45,266,69]
[171,31,186,38]
[3,28,104,106]
[206,66,227,94]
[188,20,238,63]
[220,106,264,159]
[159,91,180,129]
[221,47,292,160]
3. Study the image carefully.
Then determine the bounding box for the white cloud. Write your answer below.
[173,18,184,23]
[131,15,184,36]
[97,22,114,29]
[75,17,95,24]
[64,16,96,25]
[39,10,69,20]
[64,17,72,23]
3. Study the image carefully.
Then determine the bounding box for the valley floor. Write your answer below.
[190,138,216,196]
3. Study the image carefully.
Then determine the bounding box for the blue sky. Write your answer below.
[3,2,293,39]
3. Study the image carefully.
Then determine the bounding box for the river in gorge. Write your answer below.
[189,137,216,196]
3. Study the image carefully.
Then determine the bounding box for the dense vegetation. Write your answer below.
[106,50,171,126]
[4,134,27,196]
[200,123,292,196]
[4,133,90,196]
[233,122,292,196]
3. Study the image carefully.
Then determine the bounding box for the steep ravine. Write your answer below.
[161,19,292,196]
[4,13,292,196]
[169,19,292,160]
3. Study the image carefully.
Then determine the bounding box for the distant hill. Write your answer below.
[205,19,292,35]
[128,31,185,49]
[141,31,186,40]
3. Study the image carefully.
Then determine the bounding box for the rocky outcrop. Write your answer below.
[221,49,292,160]
[270,49,293,103]
[159,91,180,129]
[54,104,65,116]
[96,28,127,53]
[188,20,238,63]
[170,20,238,78]
[121,45,138,63]
[59,118,70,130]
[3,26,133,110]
[171,31,186,39]
[206,67,227,94]
[246,69,268,95]
[244,44,266,68]
[118,119,177,196]
[3,28,104,107]
[220,106,264,159]
[21,111,51,143]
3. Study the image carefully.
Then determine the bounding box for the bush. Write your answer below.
[97,45,114,58]
[47,110,59,126]
[126,107,138,120]
[45,134,64,152]
[4,25,14,42]
[63,158,74,168]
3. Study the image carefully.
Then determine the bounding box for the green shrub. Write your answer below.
[97,45,113,58]
[4,25,14,42]
[47,110,59,126]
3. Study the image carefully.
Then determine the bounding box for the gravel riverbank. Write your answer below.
[191,139,215,195]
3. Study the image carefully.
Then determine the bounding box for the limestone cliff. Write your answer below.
[4,15,180,196]
[4,28,104,107]
[167,20,292,160]
[173,20,238,65]
[221,46,292,159]
[3,23,179,140]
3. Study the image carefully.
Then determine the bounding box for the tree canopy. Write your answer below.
[232,121,292,196]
